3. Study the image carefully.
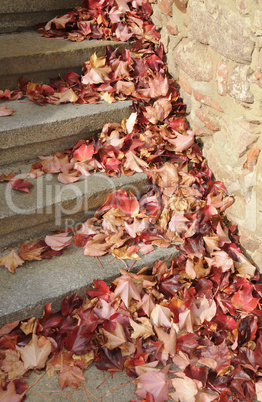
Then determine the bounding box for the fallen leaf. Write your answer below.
[11,179,33,193]
[0,250,24,273]
[0,104,14,116]
[0,171,15,182]
[16,334,52,370]
[45,233,72,251]
[59,365,86,390]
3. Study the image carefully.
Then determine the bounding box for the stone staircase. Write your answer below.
[0,1,178,327]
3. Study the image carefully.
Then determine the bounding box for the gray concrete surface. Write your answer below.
[0,245,179,326]
[0,32,127,88]
[0,1,81,33]
[0,0,81,13]
[25,365,137,401]
[0,100,132,165]
[0,172,148,249]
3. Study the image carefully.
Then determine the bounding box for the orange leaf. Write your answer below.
[0,250,24,273]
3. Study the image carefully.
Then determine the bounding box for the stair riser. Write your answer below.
[0,173,148,250]
[0,33,127,90]
[0,246,178,327]
[0,100,132,166]
[0,0,81,33]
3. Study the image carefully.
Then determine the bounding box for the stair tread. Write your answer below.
[0,244,179,326]
[0,99,132,149]
[0,171,148,249]
[0,31,127,88]
[0,99,132,165]
[0,0,81,14]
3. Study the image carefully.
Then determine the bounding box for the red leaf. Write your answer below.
[231,287,259,312]
[11,179,33,193]
[0,104,14,117]
[72,144,95,161]
[66,324,94,355]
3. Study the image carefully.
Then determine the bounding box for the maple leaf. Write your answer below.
[144,98,172,124]
[97,190,140,217]
[82,54,111,85]
[231,287,259,312]
[11,178,33,193]
[0,104,14,116]
[125,112,137,134]
[170,130,195,152]
[130,317,155,340]
[205,251,234,273]
[102,321,127,349]
[0,171,15,182]
[95,347,124,372]
[59,365,86,390]
[45,233,72,251]
[45,13,72,30]
[148,73,169,98]
[0,250,24,273]
[0,320,19,336]
[16,334,51,370]
[150,305,172,328]
[256,379,262,401]
[66,324,94,355]
[234,251,256,279]
[18,242,44,261]
[200,340,231,373]
[57,171,80,184]
[133,371,171,402]
[123,151,149,173]
[115,24,133,41]
[135,361,159,376]
[154,325,176,362]
[1,350,26,380]
[170,374,198,402]
[48,88,78,104]
[137,294,156,316]
[94,299,115,319]
[114,277,141,307]
[0,380,26,402]
[83,234,112,256]
[191,296,217,324]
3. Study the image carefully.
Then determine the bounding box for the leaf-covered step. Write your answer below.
[0,99,132,166]
[0,245,178,326]
[0,31,128,89]
[0,0,81,33]
[0,171,147,250]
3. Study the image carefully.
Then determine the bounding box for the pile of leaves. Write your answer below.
[1,255,262,401]
[1,0,262,400]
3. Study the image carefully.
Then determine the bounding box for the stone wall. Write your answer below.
[151,0,262,268]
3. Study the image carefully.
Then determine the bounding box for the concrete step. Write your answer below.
[0,31,127,89]
[0,0,81,33]
[0,170,148,250]
[0,244,178,326]
[0,99,132,166]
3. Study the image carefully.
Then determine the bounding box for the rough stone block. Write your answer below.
[189,0,255,63]
[220,117,260,158]
[228,65,254,103]
[167,23,179,35]
[195,109,220,131]
[173,39,213,82]
[193,90,223,112]
[158,0,173,16]
[178,72,192,94]
[194,125,213,137]
[173,0,188,13]
[216,60,229,96]
[236,0,250,14]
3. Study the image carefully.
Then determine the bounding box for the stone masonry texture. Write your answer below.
[153,0,262,270]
